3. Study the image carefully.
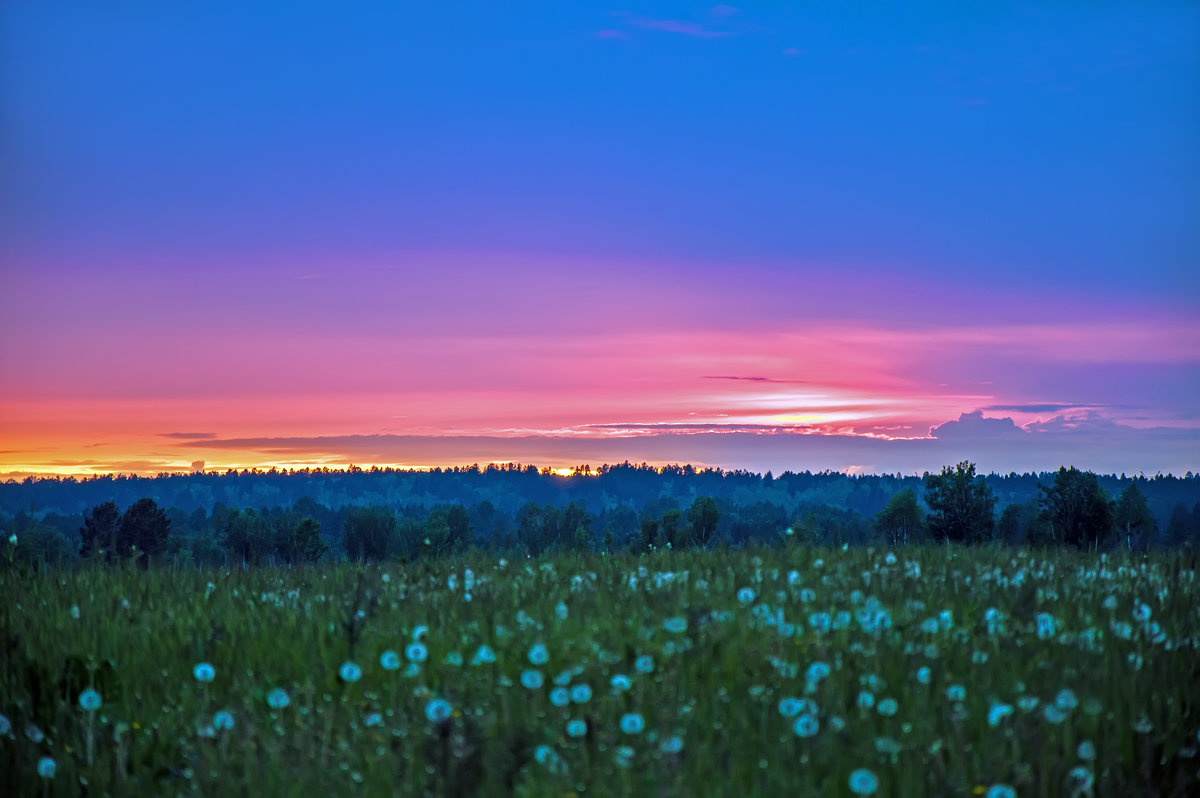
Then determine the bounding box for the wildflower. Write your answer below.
[266,688,290,709]
[444,652,463,667]
[660,735,684,754]
[339,661,362,683]
[364,712,383,728]
[984,608,1004,635]
[737,586,756,604]
[79,687,102,712]
[1077,740,1095,760]
[1036,613,1057,640]
[528,643,550,666]
[663,616,688,633]
[555,602,568,620]
[25,723,44,743]
[570,684,592,704]
[425,698,452,724]
[1133,602,1151,623]
[470,645,497,666]
[848,768,879,795]
[1054,689,1078,712]
[380,650,401,671]
[566,719,587,738]
[213,710,235,731]
[793,713,820,738]
[809,612,832,635]
[829,715,846,732]
[806,662,831,683]
[406,642,428,663]
[916,667,931,685]
[1067,766,1094,795]
[550,688,570,707]
[614,745,635,768]
[857,691,876,710]
[938,610,954,630]
[1017,696,1039,713]
[987,703,1013,727]
[0,713,9,736]
[946,685,966,702]
[37,756,56,779]
[986,786,1016,798]
[800,588,816,603]
[635,655,655,674]
[779,697,804,718]
[194,662,216,683]
[521,669,544,689]
[877,698,898,717]
[921,618,940,634]
[610,674,631,693]
[411,625,429,642]
[1043,705,1068,724]
[619,713,645,734]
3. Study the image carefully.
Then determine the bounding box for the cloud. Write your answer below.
[930,411,1025,441]
[159,432,217,440]
[709,4,738,16]
[627,17,729,38]
[982,403,1098,413]
[704,375,811,384]
[595,29,628,39]
[171,415,1200,477]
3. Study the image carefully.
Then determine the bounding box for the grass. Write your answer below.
[2,546,1198,797]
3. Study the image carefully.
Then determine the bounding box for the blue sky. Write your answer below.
[2,1,1197,477]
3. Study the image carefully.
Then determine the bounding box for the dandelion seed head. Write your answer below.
[793,713,820,738]
[528,643,550,666]
[79,687,102,712]
[660,735,684,754]
[848,768,879,795]
[619,712,645,734]
[425,698,452,724]
[406,642,428,663]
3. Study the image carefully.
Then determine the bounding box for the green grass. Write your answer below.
[2,546,1198,797]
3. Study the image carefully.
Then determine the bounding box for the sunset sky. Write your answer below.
[2,1,1198,478]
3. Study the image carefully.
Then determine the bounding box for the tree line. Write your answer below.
[4,462,1197,568]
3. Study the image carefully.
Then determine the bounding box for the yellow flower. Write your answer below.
[973,787,986,795]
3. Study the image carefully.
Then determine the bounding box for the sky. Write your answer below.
[1,1,1198,478]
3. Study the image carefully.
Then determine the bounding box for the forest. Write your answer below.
[3,462,1198,567]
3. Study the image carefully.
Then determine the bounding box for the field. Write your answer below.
[2,547,1198,797]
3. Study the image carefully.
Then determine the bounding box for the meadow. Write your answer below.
[2,546,1198,797]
